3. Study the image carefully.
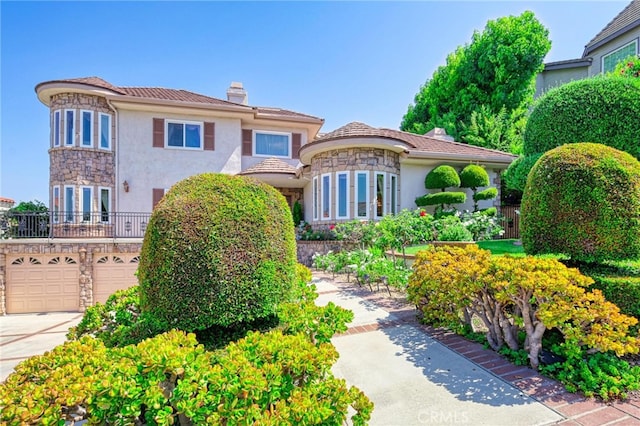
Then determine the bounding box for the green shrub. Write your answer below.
[425,165,461,190]
[459,164,489,188]
[473,187,498,202]
[613,54,640,79]
[521,143,640,263]
[437,223,474,242]
[524,77,640,158]
[292,200,303,226]
[138,173,297,332]
[415,191,466,208]
[588,275,640,321]
[503,153,543,192]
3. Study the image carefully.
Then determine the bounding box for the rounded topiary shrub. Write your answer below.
[524,77,640,158]
[138,173,297,331]
[425,165,461,190]
[521,143,640,263]
[459,164,489,189]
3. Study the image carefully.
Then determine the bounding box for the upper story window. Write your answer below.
[53,110,61,147]
[254,131,291,158]
[81,110,93,147]
[99,113,111,150]
[603,40,638,74]
[166,120,202,149]
[65,109,75,146]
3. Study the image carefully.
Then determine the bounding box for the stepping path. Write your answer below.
[313,271,640,426]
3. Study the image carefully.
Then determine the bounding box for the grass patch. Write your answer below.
[404,239,524,256]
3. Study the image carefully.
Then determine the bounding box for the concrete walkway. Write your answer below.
[1,273,639,425]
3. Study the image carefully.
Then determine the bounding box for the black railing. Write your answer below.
[0,211,152,239]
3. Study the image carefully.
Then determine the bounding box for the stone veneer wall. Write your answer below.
[0,239,342,314]
[310,148,400,174]
[0,240,142,315]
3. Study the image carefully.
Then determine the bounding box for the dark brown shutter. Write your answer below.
[153,118,164,148]
[152,188,165,208]
[242,129,252,155]
[204,122,215,151]
[292,133,301,159]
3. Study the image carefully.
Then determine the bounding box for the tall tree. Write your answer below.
[401,11,550,153]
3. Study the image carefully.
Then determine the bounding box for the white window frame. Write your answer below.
[390,174,398,215]
[165,119,203,150]
[375,172,386,219]
[312,176,319,221]
[98,113,112,150]
[53,110,61,147]
[81,110,93,147]
[64,109,75,146]
[354,171,369,219]
[321,173,331,220]
[64,185,75,222]
[52,185,60,223]
[336,171,350,220]
[253,130,291,158]
[99,187,111,223]
[602,39,638,74]
[80,186,93,222]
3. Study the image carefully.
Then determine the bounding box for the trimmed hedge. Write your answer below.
[521,143,640,263]
[473,187,498,202]
[415,191,466,208]
[503,153,542,191]
[524,77,640,158]
[138,173,297,332]
[425,165,460,190]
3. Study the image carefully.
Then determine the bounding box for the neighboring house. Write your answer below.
[0,197,15,212]
[35,77,516,231]
[536,0,640,96]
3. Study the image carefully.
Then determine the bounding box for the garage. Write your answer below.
[92,254,139,304]
[6,255,80,314]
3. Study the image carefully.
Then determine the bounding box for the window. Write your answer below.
[53,186,60,223]
[375,172,385,218]
[99,113,111,150]
[254,131,290,157]
[53,110,61,147]
[355,171,369,219]
[603,40,638,73]
[166,120,202,149]
[337,172,349,219]
[65,110,75,146]
[312,177,319,221]
[390,174,398,215]
[64,186,74,222]
[81,110,93,147]
[80,186,92,222]
[99,187,110,222]
[321,174,331,219]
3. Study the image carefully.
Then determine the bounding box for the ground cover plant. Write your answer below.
[407,245,640,399]
[0,173,373,424]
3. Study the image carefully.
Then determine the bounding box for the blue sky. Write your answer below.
[0,1,629,204]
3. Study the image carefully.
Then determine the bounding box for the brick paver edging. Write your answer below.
[314,271,640,425]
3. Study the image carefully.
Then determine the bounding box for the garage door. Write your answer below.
[6,255,80,314]
[93,254,140,304]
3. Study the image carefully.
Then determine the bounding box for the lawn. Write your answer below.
[404,239,524,256]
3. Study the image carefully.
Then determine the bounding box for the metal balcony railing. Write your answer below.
[0,211,152,239]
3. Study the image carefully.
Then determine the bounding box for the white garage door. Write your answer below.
[93,254,140,304]
[6,255,80,314]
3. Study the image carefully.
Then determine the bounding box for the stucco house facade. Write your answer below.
[35,77,515,229]
[536,0,640,96]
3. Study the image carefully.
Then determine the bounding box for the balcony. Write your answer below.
[0,211,152,239]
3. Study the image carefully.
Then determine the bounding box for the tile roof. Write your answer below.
[584,0,640,55]
[305,122,517,163]
[238,158,299,176]
[0,197,15,204]
[37,77,323,121]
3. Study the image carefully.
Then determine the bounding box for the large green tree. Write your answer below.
[401,11,550,153]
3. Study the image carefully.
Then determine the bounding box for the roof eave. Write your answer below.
[107,94,254,113]
[299,137,410,164]
[253,112,324,125]
[543,58,593,71]
[403,150,516,168]
[35,82,123,106]
[583,19,640,57]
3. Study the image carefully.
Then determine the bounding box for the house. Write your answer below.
[0,197,15,212]
[536,0,640,96]
[35,77,516,230]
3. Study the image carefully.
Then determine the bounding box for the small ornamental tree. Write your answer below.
[416,165,466,211]
[138,173,297,332]
[521,143,640,263]
[459,164,497,211]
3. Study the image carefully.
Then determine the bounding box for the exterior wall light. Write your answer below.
[123,180,130,192]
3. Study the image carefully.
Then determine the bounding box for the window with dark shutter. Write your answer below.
[153,118,164,148]
[292,133,301,159]
[242,129,252,155]
[152,188,165,208]
[204,122,215,151]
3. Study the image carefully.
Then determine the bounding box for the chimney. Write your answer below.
[227,82,248,105]
[425,127,455,142]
